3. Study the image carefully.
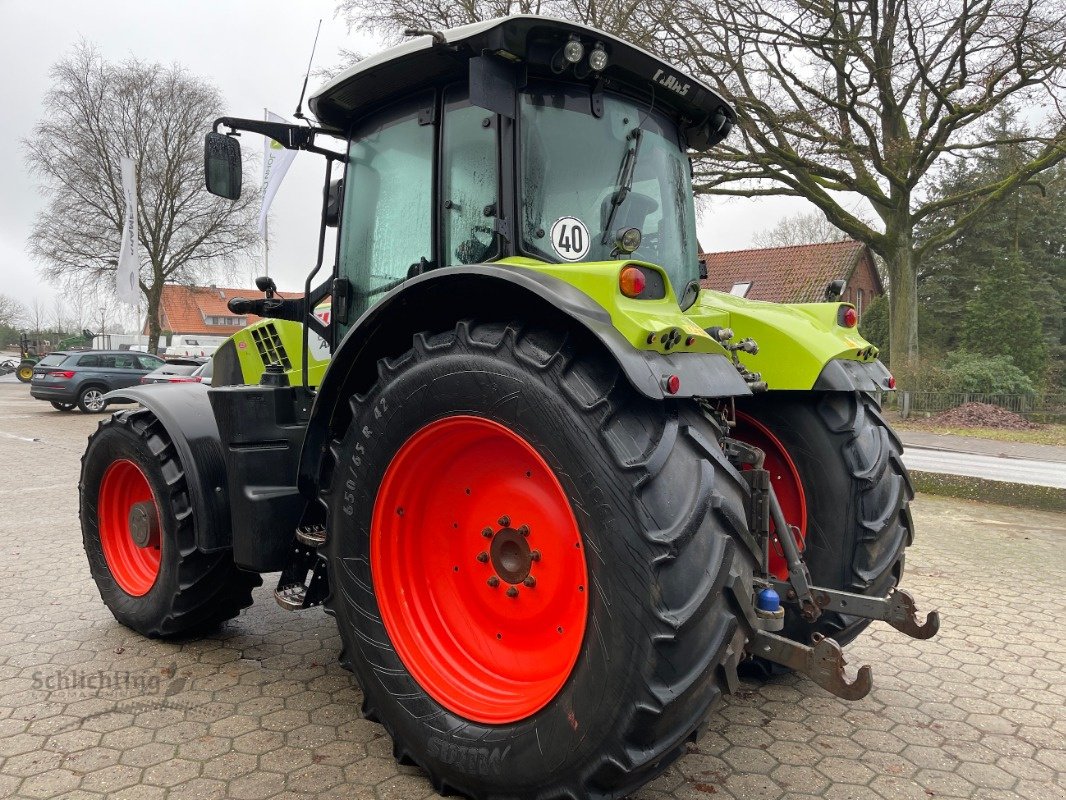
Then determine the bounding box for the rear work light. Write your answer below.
[838,305,858,328]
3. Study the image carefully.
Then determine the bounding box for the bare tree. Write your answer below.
[668,0,1066,373]
[336,0,669,48]
[27,298,47,344]
[752,212,850,248]
[338,0,1066,373]
[50,296,70,338]
[25,44,259,354]
[0,294,26,329]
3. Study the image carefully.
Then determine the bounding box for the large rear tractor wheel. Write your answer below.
[733,391,913,655]
[80,408,261,637]
[323,321,758,800]
[16,361,34,382]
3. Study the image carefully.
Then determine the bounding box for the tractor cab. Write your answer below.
[308,16,733,319]
[206,15,734,346]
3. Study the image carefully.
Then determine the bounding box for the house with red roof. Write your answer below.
[144,284,302,338]
[699,240,883,318]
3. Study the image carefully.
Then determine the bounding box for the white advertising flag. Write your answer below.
[258,110,298,237]
[115,156,140,305]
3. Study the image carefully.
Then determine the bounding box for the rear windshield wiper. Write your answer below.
[600,128,643,245]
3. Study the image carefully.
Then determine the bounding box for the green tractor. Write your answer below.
[15,329,94,381]
[81,16,937,800]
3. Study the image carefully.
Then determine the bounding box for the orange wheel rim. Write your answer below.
[371,416,588,724]
[98,459,162,596]
[733,412,807,580]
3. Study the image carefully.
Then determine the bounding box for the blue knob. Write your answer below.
[757,587,782,613]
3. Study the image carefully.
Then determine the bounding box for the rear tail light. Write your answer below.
[170,376,202,383]
[838,305,858,328]
[53,370,75,379]
[619,266,646,297]
[618,264,667,300]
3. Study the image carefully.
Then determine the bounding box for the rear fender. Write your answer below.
[298,265,751,495]
[103,384,231,553]
[688,290,891,391]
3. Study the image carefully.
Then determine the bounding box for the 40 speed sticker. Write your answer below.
[550,216,591,261]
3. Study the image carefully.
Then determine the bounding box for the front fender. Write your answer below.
[298,265,751,496]
[104,384,231,552]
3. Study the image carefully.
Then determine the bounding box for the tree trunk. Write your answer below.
[881,226,919,382]
[145,281,163,355]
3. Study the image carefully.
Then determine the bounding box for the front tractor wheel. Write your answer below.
[733,391,913,654]
[80,408,261,637]
[16,362,34,382]
[324,321,757,800]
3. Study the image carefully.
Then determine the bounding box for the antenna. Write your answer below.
[294,19,323,121]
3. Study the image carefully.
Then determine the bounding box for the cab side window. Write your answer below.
[441,91,497,265]
[341,93,434,318]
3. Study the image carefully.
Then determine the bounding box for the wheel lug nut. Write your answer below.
[518,524,530,537]
[523,576,536,588]
[482,527,494,538]
[530,550,541,562]
[476,552,488,563]
[498,515,510,527]
[487,576,500,588]
[506,586,519,598]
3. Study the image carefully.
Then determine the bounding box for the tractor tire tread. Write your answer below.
[320,319,756,800]
[80,408,261,637]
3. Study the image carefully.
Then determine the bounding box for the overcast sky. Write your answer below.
[0,0,810,316]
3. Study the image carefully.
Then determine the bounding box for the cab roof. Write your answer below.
[308,15,734,150]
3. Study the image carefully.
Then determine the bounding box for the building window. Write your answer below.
[205,315,247,326]
[857,289,864,318]
[730,282,752,297]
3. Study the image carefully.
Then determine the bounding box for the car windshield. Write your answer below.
[520,85,700,300]
[38,354,70,367]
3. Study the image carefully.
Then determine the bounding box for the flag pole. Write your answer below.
[263,107,269,279]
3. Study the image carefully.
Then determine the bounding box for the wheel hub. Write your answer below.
[128,501,159,548]
[489,525,533,585]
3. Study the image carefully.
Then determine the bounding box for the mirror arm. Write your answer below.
[211,117,346,161]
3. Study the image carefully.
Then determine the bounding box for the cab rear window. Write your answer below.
[38,354,70,367]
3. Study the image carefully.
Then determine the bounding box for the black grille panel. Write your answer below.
[250,323,291,370]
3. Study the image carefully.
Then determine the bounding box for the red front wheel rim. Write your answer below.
[98,459,162,596]
[733,412,807,580]
[371,416,588,724]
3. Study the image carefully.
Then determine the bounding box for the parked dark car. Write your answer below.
[140,358,207,385]
[30,350,166,413]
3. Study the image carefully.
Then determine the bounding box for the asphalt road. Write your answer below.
[902,446,1066,489]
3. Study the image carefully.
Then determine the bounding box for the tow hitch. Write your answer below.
[723,436,940,701]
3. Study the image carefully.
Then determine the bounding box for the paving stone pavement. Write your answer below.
[0,382,1064,800]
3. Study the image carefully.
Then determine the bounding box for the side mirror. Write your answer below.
[204,132,242,200]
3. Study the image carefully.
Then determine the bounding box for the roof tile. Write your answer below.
[699,240,865,303]
[151,285,301,337]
